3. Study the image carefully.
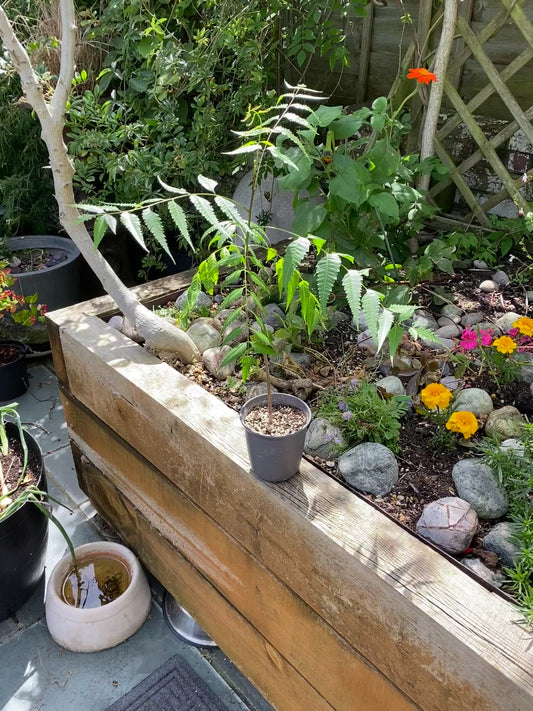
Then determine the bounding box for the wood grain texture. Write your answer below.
[66,398,416,711]
[71,447,335,711]
[48,303,533,711]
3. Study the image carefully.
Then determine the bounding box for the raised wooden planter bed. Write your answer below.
[47,273,533,711]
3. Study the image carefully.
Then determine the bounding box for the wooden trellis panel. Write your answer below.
[428,0,533,225]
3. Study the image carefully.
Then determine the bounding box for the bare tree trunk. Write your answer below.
[417,0,458,192]
[0,1,199,362]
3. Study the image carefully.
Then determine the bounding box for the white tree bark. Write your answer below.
[417,0,458,192]
[0,1,200,362]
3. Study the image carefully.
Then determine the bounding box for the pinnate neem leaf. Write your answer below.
[220,342,247,369]
[316,252,341,310]
[142,208,171,258]
[387,324,404,357]
[342,270,364,326]
[362,289,382,342]
[376,308,394,353]
[281,237,310,292]
[168,201,195,253]
[120,212,147,251]
[92,215,108,248]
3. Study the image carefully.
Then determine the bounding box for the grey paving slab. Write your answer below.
[9,363,70,455]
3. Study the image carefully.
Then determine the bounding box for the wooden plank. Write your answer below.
[356,2,374,104]
[50,309,533,711]
[66,396,417,711]
[72,448,335,711]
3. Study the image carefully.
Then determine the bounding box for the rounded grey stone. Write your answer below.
[484,406,525,440]
[479,280,498,293]
[500,438,525,456]
[441,304,463,322]
[416,497,478,554]
[460,311,484,327]
[522,366,533,385]
[357,329,377,354]
[483,522,520,568]
[438,315,461,328]
[263,303,285,330]
[452,459,508,519]
[451,388,494,417]
[473,259,489,269]
[202,346,235,380]
[304,418,345,460]
[461,558,505,588]
[175,289,212,311]
[527,290,533,302]
[412,309,439,331]
[338,443,398,496]
[434,324,461,339]
[491,270,510,287]
[375,375,405,397]
[494,312,521,334]
[186,319,221,353]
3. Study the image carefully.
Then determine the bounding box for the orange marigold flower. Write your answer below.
[420,382,452,410]
[513,316,533,337]
[446,411,478,439]
[493,335,517,354]
[407,67,437,85]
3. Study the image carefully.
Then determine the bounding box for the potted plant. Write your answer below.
[0,402,61,619]
[0,262,45,399]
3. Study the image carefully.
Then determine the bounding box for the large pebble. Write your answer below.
[491,270,510,287]
[479,280,498,293]
[186,319,221,353]
[484,406,525,440]
[473,260,489,269]
[202,346,235,379]
[338,443,398,496]
[375,375,405,396]
[460,311,484,327]
[434,324,461,339]
[494,312,521,334]
[263,303,286,330]
[440,304,462,322]
[304,418,345,460]
[357,329,377,354]
[483,522,520,568]
[411,309,439,331]
[451,388,494,417]
[461,558,505,588]
[452,459,508,519]
[416,497,478,554]
[175,289,212,311]
[500,438,525,456]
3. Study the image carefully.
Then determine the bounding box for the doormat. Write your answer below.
[105,654,230,711]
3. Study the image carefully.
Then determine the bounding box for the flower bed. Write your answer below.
[47,271,533,711]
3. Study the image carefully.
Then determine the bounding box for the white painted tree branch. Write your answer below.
[0,1,199,363]
[417,0,458,192]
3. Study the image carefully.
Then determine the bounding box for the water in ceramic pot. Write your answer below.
[61,554,131,609]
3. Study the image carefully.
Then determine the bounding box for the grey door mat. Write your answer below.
[105,654,231,711]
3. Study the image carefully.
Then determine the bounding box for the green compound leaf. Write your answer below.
[316,252,341,310]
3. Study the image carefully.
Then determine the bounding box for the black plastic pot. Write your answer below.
[8,235,81,313]
[0,340,29,401]
[0,423,47,621]
[240,393,312,482]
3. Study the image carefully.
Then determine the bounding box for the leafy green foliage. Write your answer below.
[479,428,533,624]
[316,381,410,453]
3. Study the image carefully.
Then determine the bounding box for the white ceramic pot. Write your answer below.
[45,541,151,653]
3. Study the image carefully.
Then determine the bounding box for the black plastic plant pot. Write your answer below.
[0,423,48,621]
[7,235,81,313]
[240,393,312,482]
[0,340,29,401]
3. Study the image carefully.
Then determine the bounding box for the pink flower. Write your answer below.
[479,328,493,347]
[509,328,519,338]
[459,328,478,351]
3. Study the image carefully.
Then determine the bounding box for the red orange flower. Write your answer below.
[407,67,437,85]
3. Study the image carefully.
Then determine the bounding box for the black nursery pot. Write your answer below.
[0,423,48,621]
[0,340,29,401]
[240,393,312,482]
